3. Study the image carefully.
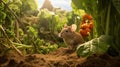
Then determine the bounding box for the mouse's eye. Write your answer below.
[65,30,68,32]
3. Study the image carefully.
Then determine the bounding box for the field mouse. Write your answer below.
[59,24,84,50]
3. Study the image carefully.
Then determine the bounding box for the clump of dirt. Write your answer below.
[0,47,120,67]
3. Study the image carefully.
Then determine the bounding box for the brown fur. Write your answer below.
[59,24,84,50]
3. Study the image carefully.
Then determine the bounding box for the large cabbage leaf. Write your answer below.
[77,35,112,57]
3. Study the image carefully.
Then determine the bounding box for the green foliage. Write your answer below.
[38,9,67,31]
[72,0,120,56]
[17,25,59,54]
[0,11,6,22]
[8,0,22,12]
[15,38,58,54]
[37,9,67,42]
[97,0,120,54]
[6,29,15,37]
[72,0,97,15]
[0,0,22,39]
[112,0,120,14]
[66,11,86,31]
[20,0,38,16]
[77,35,111,57]
[0,1,13,25]
[0,0,61,55]
[19,28,24,36]
[27,26,38,37]
[39,43,58,54]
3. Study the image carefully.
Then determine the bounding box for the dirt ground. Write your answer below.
[0,47,120,67]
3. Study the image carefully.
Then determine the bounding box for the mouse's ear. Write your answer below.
[64,24,68,28]
[71,24,77,31]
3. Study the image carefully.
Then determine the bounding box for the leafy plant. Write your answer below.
[73,0,120,56]
[37,9,67,43]
[20,0,38,16]
[77,35,111,57]
[0,0,60,55]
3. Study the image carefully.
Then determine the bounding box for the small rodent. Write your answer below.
[59,24,84,50]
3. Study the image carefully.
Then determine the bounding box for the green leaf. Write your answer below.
[72,0,98,14]
[27,26,38,37]
[0,11,6,20]
[77,35,111,57]
[112,0,120,14]
[9,4,19,11]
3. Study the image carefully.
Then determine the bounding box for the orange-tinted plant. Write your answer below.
[80,14,94,38]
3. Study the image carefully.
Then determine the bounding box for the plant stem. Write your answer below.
[105,1,111,35]
[0,25,23,56]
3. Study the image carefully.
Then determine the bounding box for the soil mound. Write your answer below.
[0,47,120,67]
